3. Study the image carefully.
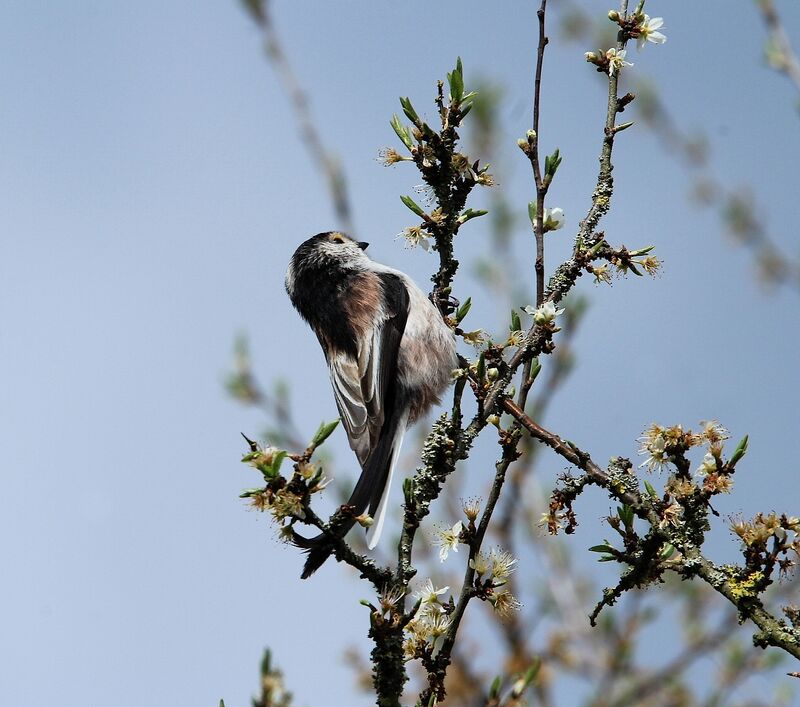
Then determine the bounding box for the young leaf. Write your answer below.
[311,419,340,447]
[447,57,465,103]
[659,543,675,560]
[510,309,521,332]
[459,208,488,224]
[476,352,486,384]
[455,297,472,323]
[488,675,502,699]
[617,504,634,530]
[527,201,538,224]
[589,544,616,554]
[399,96,420,124]
[400,194,426,217]
[260,450,287,479]
[728,434,749,467]
[390,114,414,150]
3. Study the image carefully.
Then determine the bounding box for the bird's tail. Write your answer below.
[293,403,408,578]
[292,531,337,579]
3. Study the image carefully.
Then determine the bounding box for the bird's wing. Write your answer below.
[328,275,409,466]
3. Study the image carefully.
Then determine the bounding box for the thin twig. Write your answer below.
[757,0,800,99]
[532,0,549,309]
[244,0,354,231]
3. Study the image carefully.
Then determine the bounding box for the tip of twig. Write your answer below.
[241,432,258,451]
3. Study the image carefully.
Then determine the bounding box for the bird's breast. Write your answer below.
[398,281,458,421]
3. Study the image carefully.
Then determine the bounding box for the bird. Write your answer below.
[285,231,458,578]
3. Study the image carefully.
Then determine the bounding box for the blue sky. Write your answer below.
[1,2,799,705]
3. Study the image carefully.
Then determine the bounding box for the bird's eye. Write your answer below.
[330,233,345,244]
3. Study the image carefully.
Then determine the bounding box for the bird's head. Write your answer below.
[286,232,371,293]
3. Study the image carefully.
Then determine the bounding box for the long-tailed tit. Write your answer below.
[285,231,457,577]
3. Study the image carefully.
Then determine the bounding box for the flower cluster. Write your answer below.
[732,513,800,549]
[730,513,800,580]
[240,439,330,528]
[403,579,453,659]
[586,12,666,74]
[637,420,731,475]
[469,546,522,618]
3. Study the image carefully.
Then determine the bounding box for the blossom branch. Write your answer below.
[501,401,800,663]
[417,429,523,704]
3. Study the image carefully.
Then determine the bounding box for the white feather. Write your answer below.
[366,409,409,550]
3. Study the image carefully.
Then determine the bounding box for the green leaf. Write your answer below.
[617,504,634,530]
[529,359,542,382]
[729,434,749,467]
[447,57,464,103]
[545,148,562,177]
[399,96,420,124]
[488,675,502,699]
[239,488,263,498]
[311,418,340,447]
[527,201,538,224]
[476,352,486,384]
[400,194,426,217]
[589,544,616,553]
[390,114,414,150]
[459,208,488,224]
[513,662,540,695]
[659,543,675,560]
[587,238,606,256]
[510,310,521,332]
[643,480,658,498]
[455,297,472,324]
[259,450,287,479]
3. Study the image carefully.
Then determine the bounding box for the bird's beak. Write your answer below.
[358,241,369,250]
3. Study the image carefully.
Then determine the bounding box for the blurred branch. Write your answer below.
[241,0,353,231]
[252,648,293,707]
[757,0,800,101]
[556,0,800,292]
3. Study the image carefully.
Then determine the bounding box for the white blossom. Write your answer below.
[397,226,431,251]
[543,206,565,231]
[435,520,463,562]
[469,551,491,577]
[415,579,449,606]
[606,48,632,76]
[489,548,518,583]
[637,15,667,50]
[638,430,668,472]
[524,300,564,326]
[696,452,718,476]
